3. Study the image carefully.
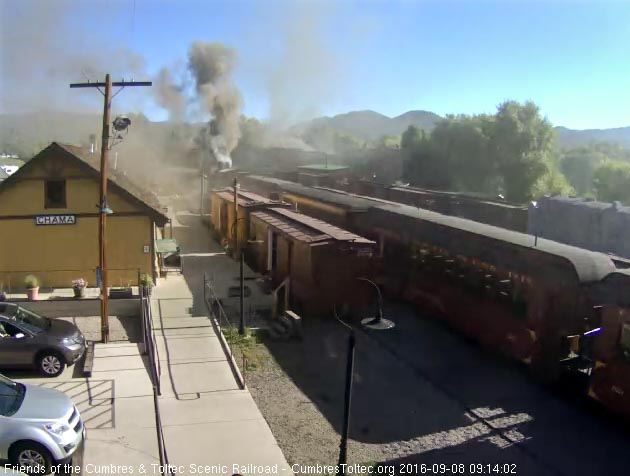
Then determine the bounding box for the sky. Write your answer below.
[1,0,630,130]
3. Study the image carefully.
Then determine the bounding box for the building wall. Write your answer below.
[0,157,155,289]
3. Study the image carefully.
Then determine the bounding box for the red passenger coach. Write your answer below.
[357,204,617,381]
[588,271,630,419]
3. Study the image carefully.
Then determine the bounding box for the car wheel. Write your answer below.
[37,351,65,377]
[9,441,53,475]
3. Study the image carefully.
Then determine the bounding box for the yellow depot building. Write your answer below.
[0,142,169,291]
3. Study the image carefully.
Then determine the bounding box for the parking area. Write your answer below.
[2,314,159,475]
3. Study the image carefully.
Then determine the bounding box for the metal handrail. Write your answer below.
[140,286,172,475]
[203,273,246,389]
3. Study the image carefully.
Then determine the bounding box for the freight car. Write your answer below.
[236,173,630,419]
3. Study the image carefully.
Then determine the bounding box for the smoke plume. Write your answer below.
[188,42,242,168]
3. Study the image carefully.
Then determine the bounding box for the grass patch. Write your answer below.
[223,327,266,372]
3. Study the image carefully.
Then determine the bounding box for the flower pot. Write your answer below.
[26,287,39,300]
[73,287,86,298]
[109,287,133,299]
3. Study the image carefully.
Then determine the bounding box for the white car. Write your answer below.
[0,374,84,474]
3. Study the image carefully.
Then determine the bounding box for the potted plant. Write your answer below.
[109,282,133,299]
[24,275,40,300]
[221,238,233,257]
[72,278,88,298]
[140,273,154,296]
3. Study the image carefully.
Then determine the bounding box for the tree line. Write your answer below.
[399,101,630,204]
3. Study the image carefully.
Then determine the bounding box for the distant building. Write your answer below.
[529,196,630,260]
[296,163,350,188]
[0,154,25,178]
[0,142,169,289]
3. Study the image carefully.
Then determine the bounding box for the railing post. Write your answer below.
[140,286,147,355]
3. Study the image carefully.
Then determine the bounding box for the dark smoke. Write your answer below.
[188,42,242,168]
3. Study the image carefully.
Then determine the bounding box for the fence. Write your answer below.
[203,272,246,389]
[139,286,173,475]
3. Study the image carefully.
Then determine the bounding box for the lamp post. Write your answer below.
[336,278,394,472]
[529,201,539,247]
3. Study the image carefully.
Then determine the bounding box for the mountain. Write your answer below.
[1,110,629,161]
[554,126,630,149]
[291,110,443,142]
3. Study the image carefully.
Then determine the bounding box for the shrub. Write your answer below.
[24,275,40,289]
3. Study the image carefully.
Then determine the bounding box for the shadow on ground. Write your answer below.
[260,301,630,475]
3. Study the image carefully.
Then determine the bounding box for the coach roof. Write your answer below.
[370,203,616,283]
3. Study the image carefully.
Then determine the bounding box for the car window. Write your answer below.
[0,378,25,417]
[1,322,24,338]
[0,303,17,317]
[14,307,49,332]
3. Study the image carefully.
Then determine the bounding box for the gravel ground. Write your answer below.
[234,302,630,475]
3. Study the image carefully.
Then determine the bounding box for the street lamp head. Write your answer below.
[112,115,131,132]
[355,277,395,331]
[361,316,395,330]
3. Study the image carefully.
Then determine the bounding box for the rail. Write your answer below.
[139,286,173,474]
[203,272,246,389]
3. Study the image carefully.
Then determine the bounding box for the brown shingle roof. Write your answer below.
[0,142,169,226]
[251,207,375,245]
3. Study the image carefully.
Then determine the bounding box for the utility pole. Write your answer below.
[70,75,151,343]
[232,178,245,335]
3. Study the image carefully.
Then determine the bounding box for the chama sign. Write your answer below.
[35,215,77,226]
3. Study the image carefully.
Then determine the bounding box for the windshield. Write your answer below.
[0,375,25,417]
[1,304,49,332]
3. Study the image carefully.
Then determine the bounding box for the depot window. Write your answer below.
[45,180,66,208]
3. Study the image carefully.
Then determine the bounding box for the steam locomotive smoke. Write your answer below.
[188,42,241,169]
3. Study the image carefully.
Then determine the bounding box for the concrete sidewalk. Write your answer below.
[151,276,292,473]
[13,340,160,472]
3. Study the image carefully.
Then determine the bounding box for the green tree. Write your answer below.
[430,115,496,193]
[374,134,401,150]
[488,101,554,202]
[593,160,630,204]
[401,125,424,150]
[404,133,455,190]
[559,146,607,195]
[333,132,363,154]
[533,161,575,197]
